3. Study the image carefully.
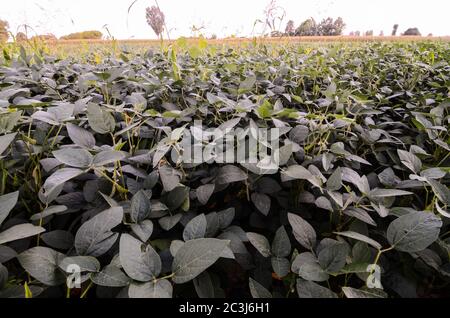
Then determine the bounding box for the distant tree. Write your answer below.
[285,20,295,36]
[317,17,345,36]
[0,19,9,43]
[355,31,361,36]
[391,24,399,36]
[60,31,102,40]
[379,30,384,36]
[333,17,346,35]
[295,18,317,36]
[403,27,421,36]
[210,34,217,40]
[427,33,433,37]
[349,31,355,36]
[31,34,57,42]
[146,5,165,39]
[365,30,374,36]
[16,32,27,42]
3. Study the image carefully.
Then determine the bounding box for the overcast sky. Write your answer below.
[2,0,449,39]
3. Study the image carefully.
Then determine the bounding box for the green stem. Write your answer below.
[80,281,94,298]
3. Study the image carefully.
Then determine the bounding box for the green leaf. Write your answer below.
[172,238,230,284]
[0,133,17,155]
[251,192,271,216]
[369,188,413,198]
[216,165,247,185]
[271,257,290,278]
[91,265,131,287]
[131,220,154,242]
[271,226,291,258]
[129,279,173,298]
[0,224,45,245]
[92,150,127,166]
[318,241,350,272]
[249,277,272,298]
[74,207,123,257]
[119,234,161,282]
[398,149,422,173]
[66,123,96,149]
[87,103,115,134]
[159,165,182,192]
[183,214,207,241]
[0,191,19,226]
[342,287,387,298]
[291,252,329,282]
[296,279,337,298]
[247,232,271,257]
[238,75,256,93]
[17,247,65,286]
[42,168,85,198]
[196,184,215,205]
[387,212,442,253]
[193,272,215,298]
[0,263,7,289]
[427,179,450,205]
[288,213,316,250]
[53,148,93,168]
[59,256,100,273]
[130,190,151,223]
[282,165,313,180]
[335,231,382,250]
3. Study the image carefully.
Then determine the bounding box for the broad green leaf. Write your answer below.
[130,190,151,223]
[342,287,387,298]
[129,279,173,298]
[193,272,215,298]
[42,168,85,197]
[172,238,229,284]
[271,226,291,258]
[247,232,271,257]
[0,224,45,245]
[296,279,337,298]
[59,256,100,273]
[53,148,93,168]
[159,165,182,192]
[0,191,19,226]
[74,207,123,257]
[288,213,316,250]
[196,184,215,205]
[318,241,350,272]
[291,252,329,282]
[249,277,272,298]
[91,265,131,287]
[17,247,65,286]
[131,220,154,242]
[87,103,115,134]
[387,212,442,253]
[66,123,96,148]
[271,257,290,278]
[427,179,450,205]
[216,165,247,184]
[183,214,207,241]
[335,231,382,250]
[398,149,422,173]
[251,192,271,216]
[0,132,17,155]
[119,234,161,282]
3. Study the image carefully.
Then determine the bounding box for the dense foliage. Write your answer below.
[0,41,449,298]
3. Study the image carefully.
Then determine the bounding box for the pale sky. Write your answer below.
[2,0,449,39]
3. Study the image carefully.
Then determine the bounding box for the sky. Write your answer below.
[1,0,449,39]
